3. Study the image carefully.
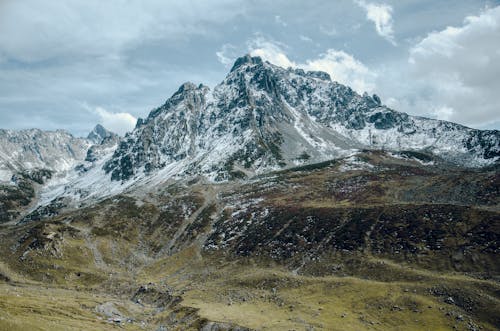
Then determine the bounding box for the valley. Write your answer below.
[0,55,498,330]
[0,151,498,330]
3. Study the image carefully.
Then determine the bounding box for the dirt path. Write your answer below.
[74,226,106,269]
[160,185,220,256]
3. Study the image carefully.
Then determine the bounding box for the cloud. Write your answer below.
[2,0,499,133]
[355,1,396,45]
[432,106,454,121]
[299,35,313,43]
[92,107,137,136]
[319,25,338,36]
[0,0,246,63]
[403,5,500,127]
[0,0,247,135]
[248,37,295,68]
[247,37,376,94]
[303,50,377,93]
[216,44,239,67]
[218,37,296,70]
[274,15,287,27]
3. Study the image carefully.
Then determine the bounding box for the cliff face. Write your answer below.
[0,128,91,183]
[103,55,499,183]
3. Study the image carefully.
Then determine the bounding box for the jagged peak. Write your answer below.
[172,82,210,96]
[229,54,334,83]
[89,124,107,135]
[144,82,210,122]
[88,124,112,136]
[87,124,116,144]
[176,81,198,93]
[230,54,264,72]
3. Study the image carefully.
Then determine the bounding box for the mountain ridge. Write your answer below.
[0,128,91,182]
[1,55,499,211]
[0,55,499,331]
[102,54,499,183]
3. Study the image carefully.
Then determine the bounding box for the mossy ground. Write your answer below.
[0,152,498,330]
[0,242,498,330]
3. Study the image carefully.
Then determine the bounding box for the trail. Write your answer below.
[73,226,106,269]
[160,185,219,256]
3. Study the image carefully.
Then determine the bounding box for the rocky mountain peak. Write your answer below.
[145,82,210,123]
[98,54,499,185]
[26,53,493,207]
[230,54,265,72]
[87,124,117,145]
[0,129,91,182]
[84,126,120,163]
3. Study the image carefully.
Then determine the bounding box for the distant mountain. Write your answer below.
[85,125,119,163]
[0,129,91,183]
[0,126,120,222]
[87,124,118,145]
[1,55,499,331]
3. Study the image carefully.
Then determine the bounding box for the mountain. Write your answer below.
[85,125,119,163]
[87,124,118,145]
[1,150,498,330]
[26,54,498,210]
[0,129,91,183]
[0,126,118,223]
[0,55,499,330]
[103,54,498,184]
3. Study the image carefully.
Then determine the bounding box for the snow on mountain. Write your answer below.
[85,125,119,163]
[28,55,500,206]
[104,55,499,181]
[0,129,91,183]
[87,124,117,145]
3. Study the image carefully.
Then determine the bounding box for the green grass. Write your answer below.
[0,157,498,330]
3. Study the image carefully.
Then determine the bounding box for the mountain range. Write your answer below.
[2,55,498,210]
[0,55,499,330]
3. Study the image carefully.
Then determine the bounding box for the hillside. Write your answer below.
[0,56,498,330]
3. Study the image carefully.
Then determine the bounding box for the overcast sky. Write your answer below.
[0,0,499,136]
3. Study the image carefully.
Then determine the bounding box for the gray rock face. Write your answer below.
[0,129,91,182]
[87,124,117,145]
[85,125,119,163]
[103,55,499,182]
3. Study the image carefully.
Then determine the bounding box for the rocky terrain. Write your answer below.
[18,55,497,212]
[0,128,91,181]
[103,55,497,183]
[0,150,498,330]
[0,125,118,224]
[0,55,498,330]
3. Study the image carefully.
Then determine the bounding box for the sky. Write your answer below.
[0,0,499,136]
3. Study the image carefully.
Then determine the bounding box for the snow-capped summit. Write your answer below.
[102,54,499,183]
[20,54,498,207]
[87,124,117,145]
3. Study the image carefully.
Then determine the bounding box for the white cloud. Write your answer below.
[247,37,376,94]
[303,50,376,94]
[274,15,287,27]
[299,35,313,43]
[92,107,137,136]
[216,44,239,67]
[319,25,338,36]
[248,37,295,68]
[403,5,500,127]
[355,1,396,45]
[432,106,454,121]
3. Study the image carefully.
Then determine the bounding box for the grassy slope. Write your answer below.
[0,152,498,330]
